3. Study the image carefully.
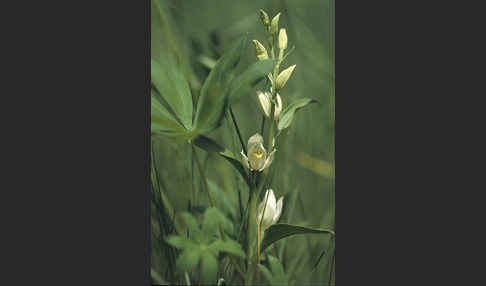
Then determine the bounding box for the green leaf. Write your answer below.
[279,187,300,259]
[151,56,193,130]
[208,239,246,258]
[258,255,288,285]
[165,235,192,249]
[193,35,246,135]
[268,255,287,283]
[151,268,166,285]
[201,252,218,285]
[180,212,203,242]
[194,135,250,186]
[228,59,277,103]
[258,264,273,283]
[202,207,222,240]
[208,180,238,220]
[151,92,186,135]
[176,248,201,273]
[261,223,334,252]
[277,98,318,131]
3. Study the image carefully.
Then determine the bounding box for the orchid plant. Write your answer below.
[151,6,334,285]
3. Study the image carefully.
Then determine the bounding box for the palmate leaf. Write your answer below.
[277,98,318,131]
[179,212,203,243]
[261,223,334,252]
[193,35,247,135]
[194,135,250,186]
[151,92,186,136]
[151,56,193,130]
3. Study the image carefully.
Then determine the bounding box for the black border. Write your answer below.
[6,0,483,284]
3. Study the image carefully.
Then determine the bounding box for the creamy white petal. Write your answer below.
[260,149,276,171]
[267,189,276,209]
[249,143,267,171]
[240,150,250,169]
[274,93,282,119]
[257,191,276,231]
[257,91,271,117]
[248,133,264,147]
[273,196,284,224]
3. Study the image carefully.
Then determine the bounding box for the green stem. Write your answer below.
[260,115,265,136]
[229,107,247,154]
[246,192,258,285]
[193,144,227,243]
[192,145,215,208]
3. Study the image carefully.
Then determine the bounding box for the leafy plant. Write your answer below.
[166,208,245,284]
[151,2,335,285]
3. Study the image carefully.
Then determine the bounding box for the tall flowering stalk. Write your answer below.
[245,9,296,285]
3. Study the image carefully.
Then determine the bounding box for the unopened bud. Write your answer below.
[252,40,269,61]
[278,28,288,51]
[269,13,281,35]
[257,91,282,119]
[259,9,270,26]
[275,65,296,90]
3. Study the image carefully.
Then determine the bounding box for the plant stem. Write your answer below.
[193,145,215,207]
[260,115,265,136]
[246,192,258,285]
[229,107,247,154]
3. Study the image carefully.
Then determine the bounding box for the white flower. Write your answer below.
[257,189,283,231]
[257,90,282,119]
[241,133,276,172]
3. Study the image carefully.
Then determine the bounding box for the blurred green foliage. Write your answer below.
[151,0,334,284]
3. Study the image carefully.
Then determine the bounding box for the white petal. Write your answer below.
[273,196,284,223]
[257,91,271,117]
[249,143,267,171]
[240,150,250,169]
[257,191,276,230]
[260,149,276,171]
[248,133,264,147]
[274,93,283,119]
[267,189,276,209]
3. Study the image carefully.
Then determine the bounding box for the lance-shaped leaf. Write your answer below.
[228,59,277,104]
[151,268,166,285]
[208,239,246,258]
[194,135,250,186]
[193,35,246,135]
[151,56,193,130]
[261,223,334,252]
[151,92,186,135]
[277,98,318,131]
[201,252,218,285]
[176,248,202,273]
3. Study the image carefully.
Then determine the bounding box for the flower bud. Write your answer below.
[275,64,296,90]
[269,12,281,35]
[278,28,287,51]
[257,91,282,119]
[259,9,270,26]
[257,189,284,231]
[252,40,268,61]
